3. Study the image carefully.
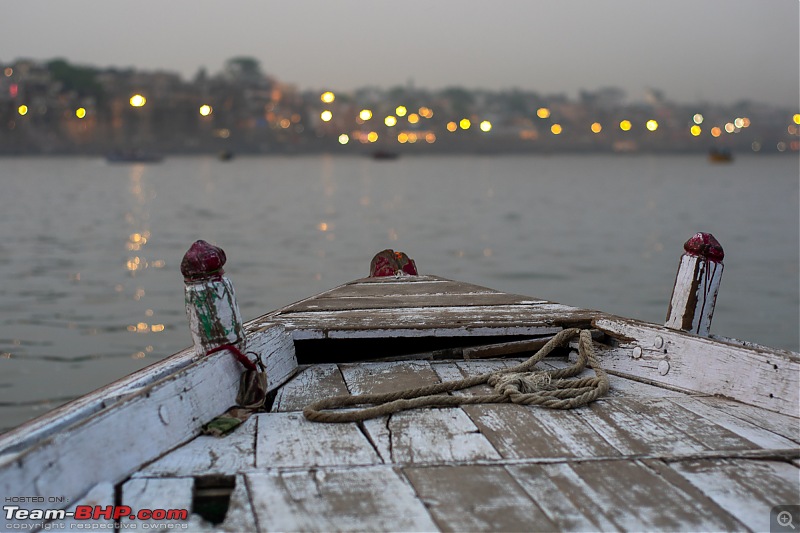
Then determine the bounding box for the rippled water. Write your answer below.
[0,154,797,432]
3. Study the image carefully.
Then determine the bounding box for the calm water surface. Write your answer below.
[1,154,797,432]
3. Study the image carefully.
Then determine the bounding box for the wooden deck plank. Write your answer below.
[579,398,744,456]
[668,396,800,449]
[308,277,504,296]
[211,474,258,533]
[121,477,193,527]
[432,360,516,396]
[246,467,439,532]
[595,317,800,416]
[403,465,557,532]
[509,461,746,531]
[668,459,800,532]
[135,416,257,477]
[462,404,621,460]
[53,482,115,529]
[255,412,381,468]
[271,364,349,413]
[502,464,619,531]
[682,396,800,444]
[283,292,542,312]
[380,408,502,464]
[272,304,588,331]
[340,360,442,395]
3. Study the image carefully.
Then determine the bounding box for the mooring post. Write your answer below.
[181,240,245,357]
[369,249,418,277]
[665,232,724,336]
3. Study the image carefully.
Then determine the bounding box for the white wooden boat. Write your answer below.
[1,237,798,532]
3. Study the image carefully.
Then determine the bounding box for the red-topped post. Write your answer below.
[665,232,724,336]
[181,240,245,356]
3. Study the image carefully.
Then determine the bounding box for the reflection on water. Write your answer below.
[0,154,797,433]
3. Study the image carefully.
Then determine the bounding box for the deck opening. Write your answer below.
[294,334,562,364]
[192,475,235,525]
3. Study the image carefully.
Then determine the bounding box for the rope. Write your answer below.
[303,328,609,423]
[206,343,259,372]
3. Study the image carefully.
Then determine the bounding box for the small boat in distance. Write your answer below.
[708,148,733,163]
[372,149,399,160]
[105,150,164,163]
[218,150,234,161]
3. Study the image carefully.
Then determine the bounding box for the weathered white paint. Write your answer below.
[666,253,723,336]
[0,346,198,458]
[271,364,348,412]
[669,397,799,449]
[246,322,298,390]
[0,325,294,531]
[185,276,244,355]
[121,477,194,527]
[376,408,502,464]
[669,459,800,532]
[135,416,258,477]
[595,317,800,416]
[246,467,439,532]
[512,461,745,531]
[256,412,381,468]
[289,325,561,340]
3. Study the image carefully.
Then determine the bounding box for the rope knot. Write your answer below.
[488,371,554,396]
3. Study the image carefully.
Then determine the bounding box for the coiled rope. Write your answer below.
[303,328,609,423]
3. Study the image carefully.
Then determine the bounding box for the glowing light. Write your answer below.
[693,114,704,125]
[384,115,397,127]
[619,120,632,131]
[646,120,659,131]
[724,122,735,133]
[321,91,335,103]
[17,105,28,116]
[338,133,349,144]
[151,324,165,332]
[479,120,492,132]
[734,118,744,128]
[320,110,333,122]
[3,67,12,77]
[710,127,722,137]
[398,132,409,143]
[408,113,420,124]
[129,94,146,107]
[742,117,751,127]
[408,132,418,143]
[793,114,800,125]
[590,122,602,133]
[75,107,86,119]
[459,118,471,130]
[367,131,379,143]
[199,104,212,116]
[551,123,562,135]
[395,106,407,117]
[359,109,373,121]
[280,118,291,128]
[425,132,436,143]
[690,125,702,136]
[318,222,329,231]
[419,107,433,118]
[536,107,550,119]
[446,121,457,132]
[789,125,797,135]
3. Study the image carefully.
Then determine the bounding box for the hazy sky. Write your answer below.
[3,1,798,106]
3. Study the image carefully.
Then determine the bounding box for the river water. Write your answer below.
[0,153,797,432]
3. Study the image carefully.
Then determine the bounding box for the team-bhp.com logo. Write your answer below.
[4,505,188,528]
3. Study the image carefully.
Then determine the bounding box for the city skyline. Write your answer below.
[3,1,799,107]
